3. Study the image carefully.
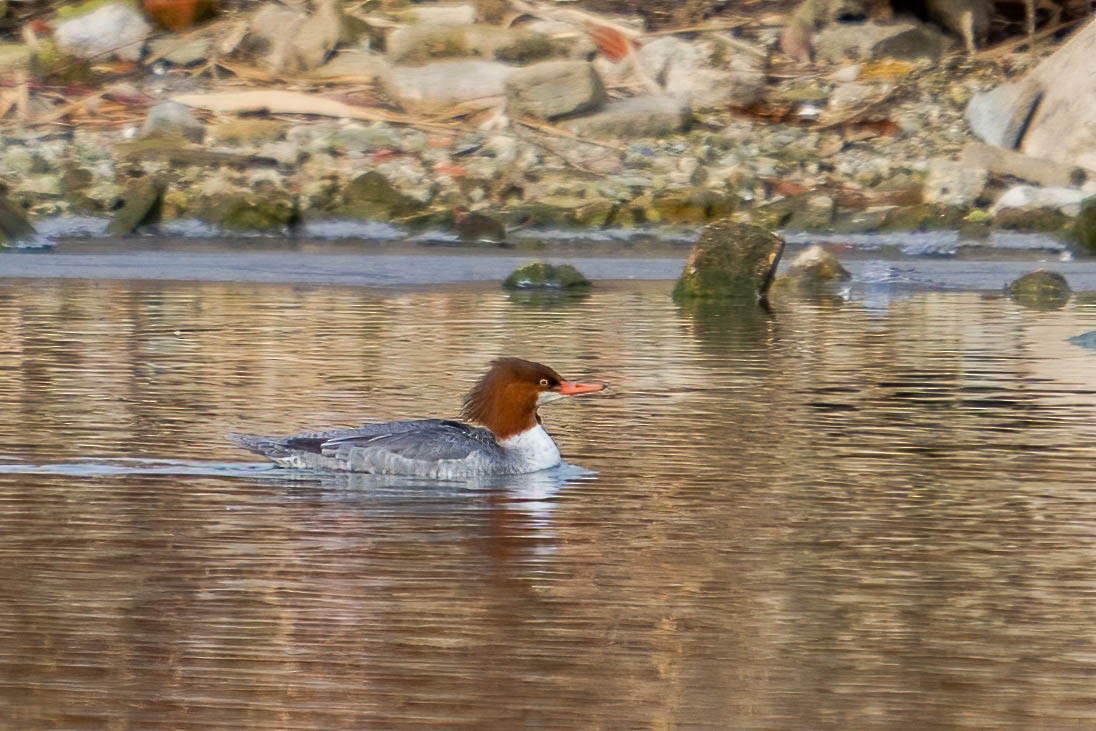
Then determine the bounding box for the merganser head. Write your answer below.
[460,357,606,440]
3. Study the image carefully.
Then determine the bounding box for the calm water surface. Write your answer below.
[1,278,1096,729]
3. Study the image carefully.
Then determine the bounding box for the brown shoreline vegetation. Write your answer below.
[1,0,1096,251]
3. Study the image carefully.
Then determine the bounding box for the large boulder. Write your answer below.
[673,220,784,303]
[982,18,1096,171]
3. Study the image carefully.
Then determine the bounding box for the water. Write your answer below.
[1,276,1096,729]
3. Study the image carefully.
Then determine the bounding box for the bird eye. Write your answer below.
[539,378,549,387]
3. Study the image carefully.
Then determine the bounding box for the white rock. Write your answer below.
[1023,18,1096,171]
[991,185,1090,216]
[55,3,150,62]
[829,82,876,109]
[382,60,516,110]
[965,80,1041,150]
[637,36,763,110]
[923,158,987,206]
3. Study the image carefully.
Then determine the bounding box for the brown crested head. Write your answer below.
[460,358,563,440]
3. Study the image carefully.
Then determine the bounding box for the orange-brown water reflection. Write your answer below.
[1,280,1095,729]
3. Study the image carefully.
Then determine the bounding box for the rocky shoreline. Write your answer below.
[1,1,1096,253]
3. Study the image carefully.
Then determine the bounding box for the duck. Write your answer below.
[229,358,606,478]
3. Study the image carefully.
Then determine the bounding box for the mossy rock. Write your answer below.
[879,203,966,232]
[106,177,165,236]
[1006,269,1072,310]
[993,206,1070,233]
[203,191,298,233]
[1073,196,1096,254]
[503,262,590,290]
[647,189,735,225]
[673,219,784,303]
[0,193,37,246]
[338,171,422,221]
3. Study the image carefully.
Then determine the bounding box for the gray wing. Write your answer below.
[319,419,505,474]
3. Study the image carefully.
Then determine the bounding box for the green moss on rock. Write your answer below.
[503,262,591,290]
[203,192,298,233]
[673,219,784,303]
[1073,196,1096,254]
[1006,269,1072,310]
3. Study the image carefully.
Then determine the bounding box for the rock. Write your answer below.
[1006,270,1072,309]
[506,61,606,121]
[387,23,558,65]
[503,262,591,290]
[646,189,736,225]
[1022,19,1096,170]
[785,194,836,231]
[814,21,950,63]
[55,2,150,62]
[141,102,205,143]
[673,219,785,303]
[637,36,764,110]
[776,243,851,292]
[106,177,165,236]
[0,193,37,246]
[962,142,1087,189]
[923,158,987,207]
[991,185,1090,217]
[829,81,875,109]
[880,203,966,232]
[993,206,1069,233]
[202,190,298,233]
[147,33,214,67]
[291,0,346,70]
[250,0,349,72]
[965,80,1042,150]
[1072,196,1096,253]
[454,207,506,244]
[339,171,422,221]
[382,60,516,112]
[562,95,689,139]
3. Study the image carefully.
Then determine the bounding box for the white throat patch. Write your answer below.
[499,424,561,473]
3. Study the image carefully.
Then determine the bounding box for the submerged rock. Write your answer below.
[673,219,784,303]
[503,262,591,290]
[1006,269,1072,310]
[775,244,850,292]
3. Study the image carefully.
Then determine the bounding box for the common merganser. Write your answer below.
[229,358,606,478]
